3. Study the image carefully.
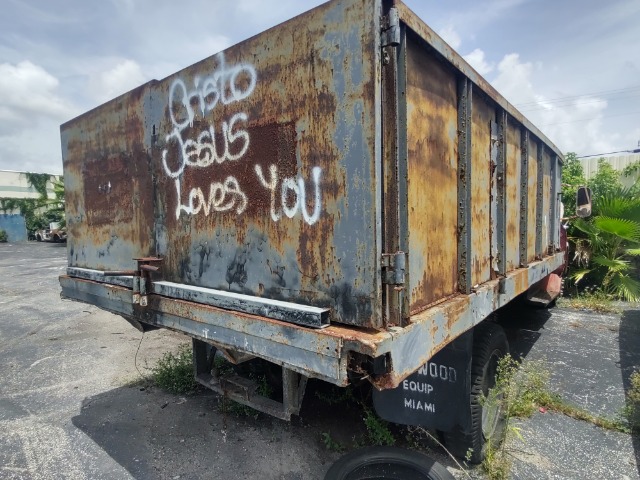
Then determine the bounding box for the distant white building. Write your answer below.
[0,170,60,203]
[582,153,640,189]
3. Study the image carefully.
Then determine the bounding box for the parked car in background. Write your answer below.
[35,222,66,243]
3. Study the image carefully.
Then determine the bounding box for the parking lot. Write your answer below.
[1,242,639,479]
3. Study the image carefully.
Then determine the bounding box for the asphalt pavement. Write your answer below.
[0,242,638,479]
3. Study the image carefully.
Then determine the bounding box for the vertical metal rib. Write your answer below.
[551,155,560,251]
[519,129,529,267]
[495,110,507,275]
[396,26,409,324]
[535,140,544,259]
[457,78,473,293]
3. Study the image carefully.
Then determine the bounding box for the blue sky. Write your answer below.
[1,0,638,173]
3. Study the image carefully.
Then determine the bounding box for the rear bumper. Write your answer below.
[60,252,565,389]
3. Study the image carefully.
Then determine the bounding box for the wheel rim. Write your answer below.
[481,351,502,440]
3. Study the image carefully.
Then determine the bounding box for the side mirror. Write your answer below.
[576,186,592,218]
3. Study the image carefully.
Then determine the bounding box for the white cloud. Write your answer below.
[492,53,535,104]
[0,61,77,134]
[0,121,63,174]
[463,48,493,75]
[438,25,462,50]
[490,53,616,155]
[88,59,147,105]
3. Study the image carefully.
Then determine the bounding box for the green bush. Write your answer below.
[0,229,7,242]
[152,344,196,394]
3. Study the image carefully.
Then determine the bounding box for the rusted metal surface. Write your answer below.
[393,2,563,161]
[61,83,156,272]
[491,111,508,276]
[519,129,529,267]
[505,122,522,271]
[470,91,493,287]
[61,0,384,329]
[380,7,404,328]
[457,78,473,295]
[542,148,553,252]
[527,138,538,263]
[60,251,565,389]
[405,36,458,314]
[60,0,568,395]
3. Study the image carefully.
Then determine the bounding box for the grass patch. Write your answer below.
[152,343,197,395]
[221,399,260,418]
[363,408,395,446]
[321,432,345,453]
[621,370,640,433]
[557,290,621,313]
[480,355,634,479]
[494,355,629,431]
[314,385,356,406]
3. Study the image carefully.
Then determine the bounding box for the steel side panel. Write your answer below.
[61,85,156,272]
[542,149,552,251]
[527,140,538,262]
[505,123,521,271]
[61,0,382,329]
[470,91,493,287]
[394,2,563,160]
[377,252,565,386]
[405,38,458,313]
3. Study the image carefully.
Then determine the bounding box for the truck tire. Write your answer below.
[36,235,42,242]
[324,446,454,480]
[444,322,508,464]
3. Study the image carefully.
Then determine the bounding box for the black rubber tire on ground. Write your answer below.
[36,235,41,242]
[443,321,508,464]
[324,446,455,480]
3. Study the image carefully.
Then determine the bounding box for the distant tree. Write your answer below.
[562,152,586,218]
[42,178,65,227]
[588,158,623,211]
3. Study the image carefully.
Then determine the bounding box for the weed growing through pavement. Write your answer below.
[479,354,637,479]
[557,289,621,313]
[152,343,196,394]
[363,408,395,446]
[321,432,345,452]
[622,370,640,433]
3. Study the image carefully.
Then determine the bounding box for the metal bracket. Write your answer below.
[192,339,308,421]
[381,251,406,285]
[103,257,162,306]
[381,7,400,47]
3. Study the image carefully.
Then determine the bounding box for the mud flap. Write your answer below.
[372,330,473,432]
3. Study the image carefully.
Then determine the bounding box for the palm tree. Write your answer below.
[570,187,640,301]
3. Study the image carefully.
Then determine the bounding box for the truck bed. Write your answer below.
[60,0,565,390]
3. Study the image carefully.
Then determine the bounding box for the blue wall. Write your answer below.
[0,214,27,242]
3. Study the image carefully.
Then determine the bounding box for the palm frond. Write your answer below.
[594,188,640,222]
[592,256,630,272]
[593,216,640,242]
[625,248,640,256]
[572,219,600,237]
[608,273,640,302]
[569,269,592,284]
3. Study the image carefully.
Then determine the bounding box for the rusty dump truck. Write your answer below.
[60,0,570,462]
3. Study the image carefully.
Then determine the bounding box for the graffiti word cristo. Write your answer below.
[161,52,322,226]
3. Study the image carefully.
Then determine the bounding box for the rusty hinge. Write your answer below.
[104,257,162,306]
[381,7,400,48]
[381,251,406,285]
